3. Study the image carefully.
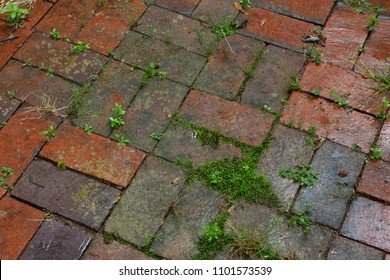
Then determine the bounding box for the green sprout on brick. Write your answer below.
[358,44,367,53]
[279,164,318,188]
[369,147,382,160]
[57,161,66,170]
[0,3,30,28]
[352,143,363,152]
[367,16,379,31]
[114,134,130,146]
[46,67,54,77]
[70,41,90,54]
[330,90,350,107]
[22,59,32,67]
[240,0,252,8]
[141,62,167,85]
[308,46,324,65]
[83,124,93,135]
[211,16,237,40]
[289,205,313,235]
[110,103,126,129]
[375,96,390,121]
[288,74,300,93]
[50,28,61,40]
[0,167,14,190]
[7,90,15,99]
[309,86,323,96]
[344,0,385,14]
[41,125,56,139]
[149,132,163,141]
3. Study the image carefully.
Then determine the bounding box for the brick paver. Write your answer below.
[281,91,381,153]
[192,0,239,24]
[0,189,6,199]
[155,0,199,15]
[0,196,44,259]
[23,0,53,29]
[0,87,20,125]
[377,121,390,162]
[40,123,146,188]
[358,160,390,203]
[327,236,385,260]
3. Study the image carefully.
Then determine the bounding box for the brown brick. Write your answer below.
[24,0,53,29]
[155,0,199,15]
[0,188,6,199]
[192,0,239,24]
[358,160,390,203]
[0,84,20,124]
[39,123,146,188]
[327,236,385,260]
[370,0,390,16]
[377,121,390,162]
[280,91,381,153]
[0,196,43,259]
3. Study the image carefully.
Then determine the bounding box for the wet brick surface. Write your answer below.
[327,236,385,260]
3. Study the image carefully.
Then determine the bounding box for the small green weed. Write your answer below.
[83,124,93,135]
[369,147,382,160]
[262,105,274,114]
[330,90,350,107]
[352,143,363,152]
[211,17,237,40]
[0,3,30,28]
[309,86,323,96]
[68,85,90,118]
[196,28,218,57]
[344,0,385,14]
[375,96,390,121]
[110,103,126,129]
[1,121,7,127]
[358,44,366,53]
[50,28,61,40]
[0,167,14,190]
[7,90,15,99]
[279,164,318,188]
[114,134,130,146]
[308,46,324,65]
[289,206,312,235]
[46,67,54,77]
[22,59,32,67]
[240,0,252,7]
[41,125,56,139]
[367,16,379,31]
[305,125,318,146]
[288,74,300,93]
[149,132,163,141]
[70,41,90,54]
[57,161,66,170]
[141,62,167,85]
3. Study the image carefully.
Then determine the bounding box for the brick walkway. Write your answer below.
[0,0,389,260]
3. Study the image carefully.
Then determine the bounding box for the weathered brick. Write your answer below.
[112,79,188,151]
[370,0,390,16]
[241,45,305,111]
[257,125,315,209]
[75,0,147,55]
[114,31,206,86]
[293,141,365,229]
[358,160,390,203]
[237,8,317,53]
[82,234,152,260]
[180,90,275,146]
[280,91,381,153]
[14,31,108,84]
[0,196,43,259]
[0,107,60,185]
[341,196,390,252]
[40,123,146,188]
[327,236,385,260]
[301,63,383,115]
[12,159,120,230]
[72,61,143,137]
[151,183,225,259]
[0,188,6,198]
[104,157,185,247]
[192,0,239,24]
[377,117,390,163]
[20,220,91,260]
[386,254,390,260]
[226,202,332,259]
[155,0,199,15]
[0,87,20,125]
[193,34,265,99]
[252,0,334,24]
[24,0,53,29]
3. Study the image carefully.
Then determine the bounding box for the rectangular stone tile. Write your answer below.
[75,0,147,55]
[377,121,390,163]
[257,125,315,209]
[112,79,188,151]
[0,188,6,198]
[180,90,275,146]
[135,5,214,55]
[341,197,390,252]
[104,157,185,247]
[0,196,44,259]
[151,183,226,259]
[241,45,305,111]
[252,0,334,24]
[0,88,20,125]
[280,91,381,153]
[192,0,239,24]
[193,34,265,99]
[301,63,383,115]
[155,0,199,15]
[293,141,365,229]
[358,160,390,203]
[40,123,146,188]
[14,31,108,84]
[20,220,91,260]
[82,234,152,260]
[226,202,333,259]
[237,7,317,53]
[0,107,61,185]
[155,124,244,165]
[12,159,120,230]
[36,0,100,39]
[327,236,385,260]
[114,31,207,86]
[23,0,53,29]
[72,61,143,137]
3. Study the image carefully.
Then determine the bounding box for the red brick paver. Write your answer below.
[155,0,200,15]
[358,160,390,203]
[0,188,6,199]
[40,123,146,188]
[377,121,390,162]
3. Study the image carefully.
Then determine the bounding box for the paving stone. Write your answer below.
[0,107,60,186]
[0,87,20,125]
[14,31,108,84]
[341,197,390,252]
[301,63,383,115]
[135,5,214,55]
[192,0,239,24]
[75,0,147,55]
[180,90,275,146]
[226,202,332,259]
[377,120,390,163]
[12,158,120,230]
[155,124,244,165]
[280,91,381,153]
[320,4,369,70]
[358,160,390,203]
[151,183,225,259]
[82,234,152,260]
[23,0,53,29]
[193,34,265,99]
[293,141,365,229]
[252,0,334,24]
[0,59,74,110]
[36,0,99,39]
[104,157,185,247]
[114,31,206,86]
[20,220,91,260]
[257,125,315,209]
[237,8,317,53]
[327,236,385,260]
[72,61,143,137]
[241,45,305,111]
[386,254,390,260]
[40,123,146,188]
[0,196,44,259]
[372,0,390,16]
[155,0,199,15]
[0,188,6,198]
[113,79,188,151]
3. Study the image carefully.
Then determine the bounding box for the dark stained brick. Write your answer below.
[328,236,385,260]
[358,160,390,203]
[0,88,20,125]
[377,121,390,163]
[192,0,239,24]
[155,0,199,15]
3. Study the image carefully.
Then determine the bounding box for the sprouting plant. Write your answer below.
[344,0,385,14]
[352,143,363,152]
[149,132,163,141]
[358,44,366,53]
[50,28,61,40]
[289,206,313,235]
[308,46,324,65]
[57,161,66,170]
[46,67,54,77]
[305,125,318,146]
[98,0,107,7]
[0,3,30,28]
[279,164,318,188]
[262,105,273,113]
[367,16,379,31]
[369,147,382,160]
[240,0,252,7]
[7,90,15,99]
[211,17,237,40]
[329,90,350,107]
[22,59,32,67]
[141,62,167,85]
[375,96,390,121]
[109,103,126,129]
[83,124,93,135]
[70,41,90,54]
[41,125,56,139]
[114,134,130,146]
[0,167,14,190]
[288,74,300,93]
[310,86,323,96]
